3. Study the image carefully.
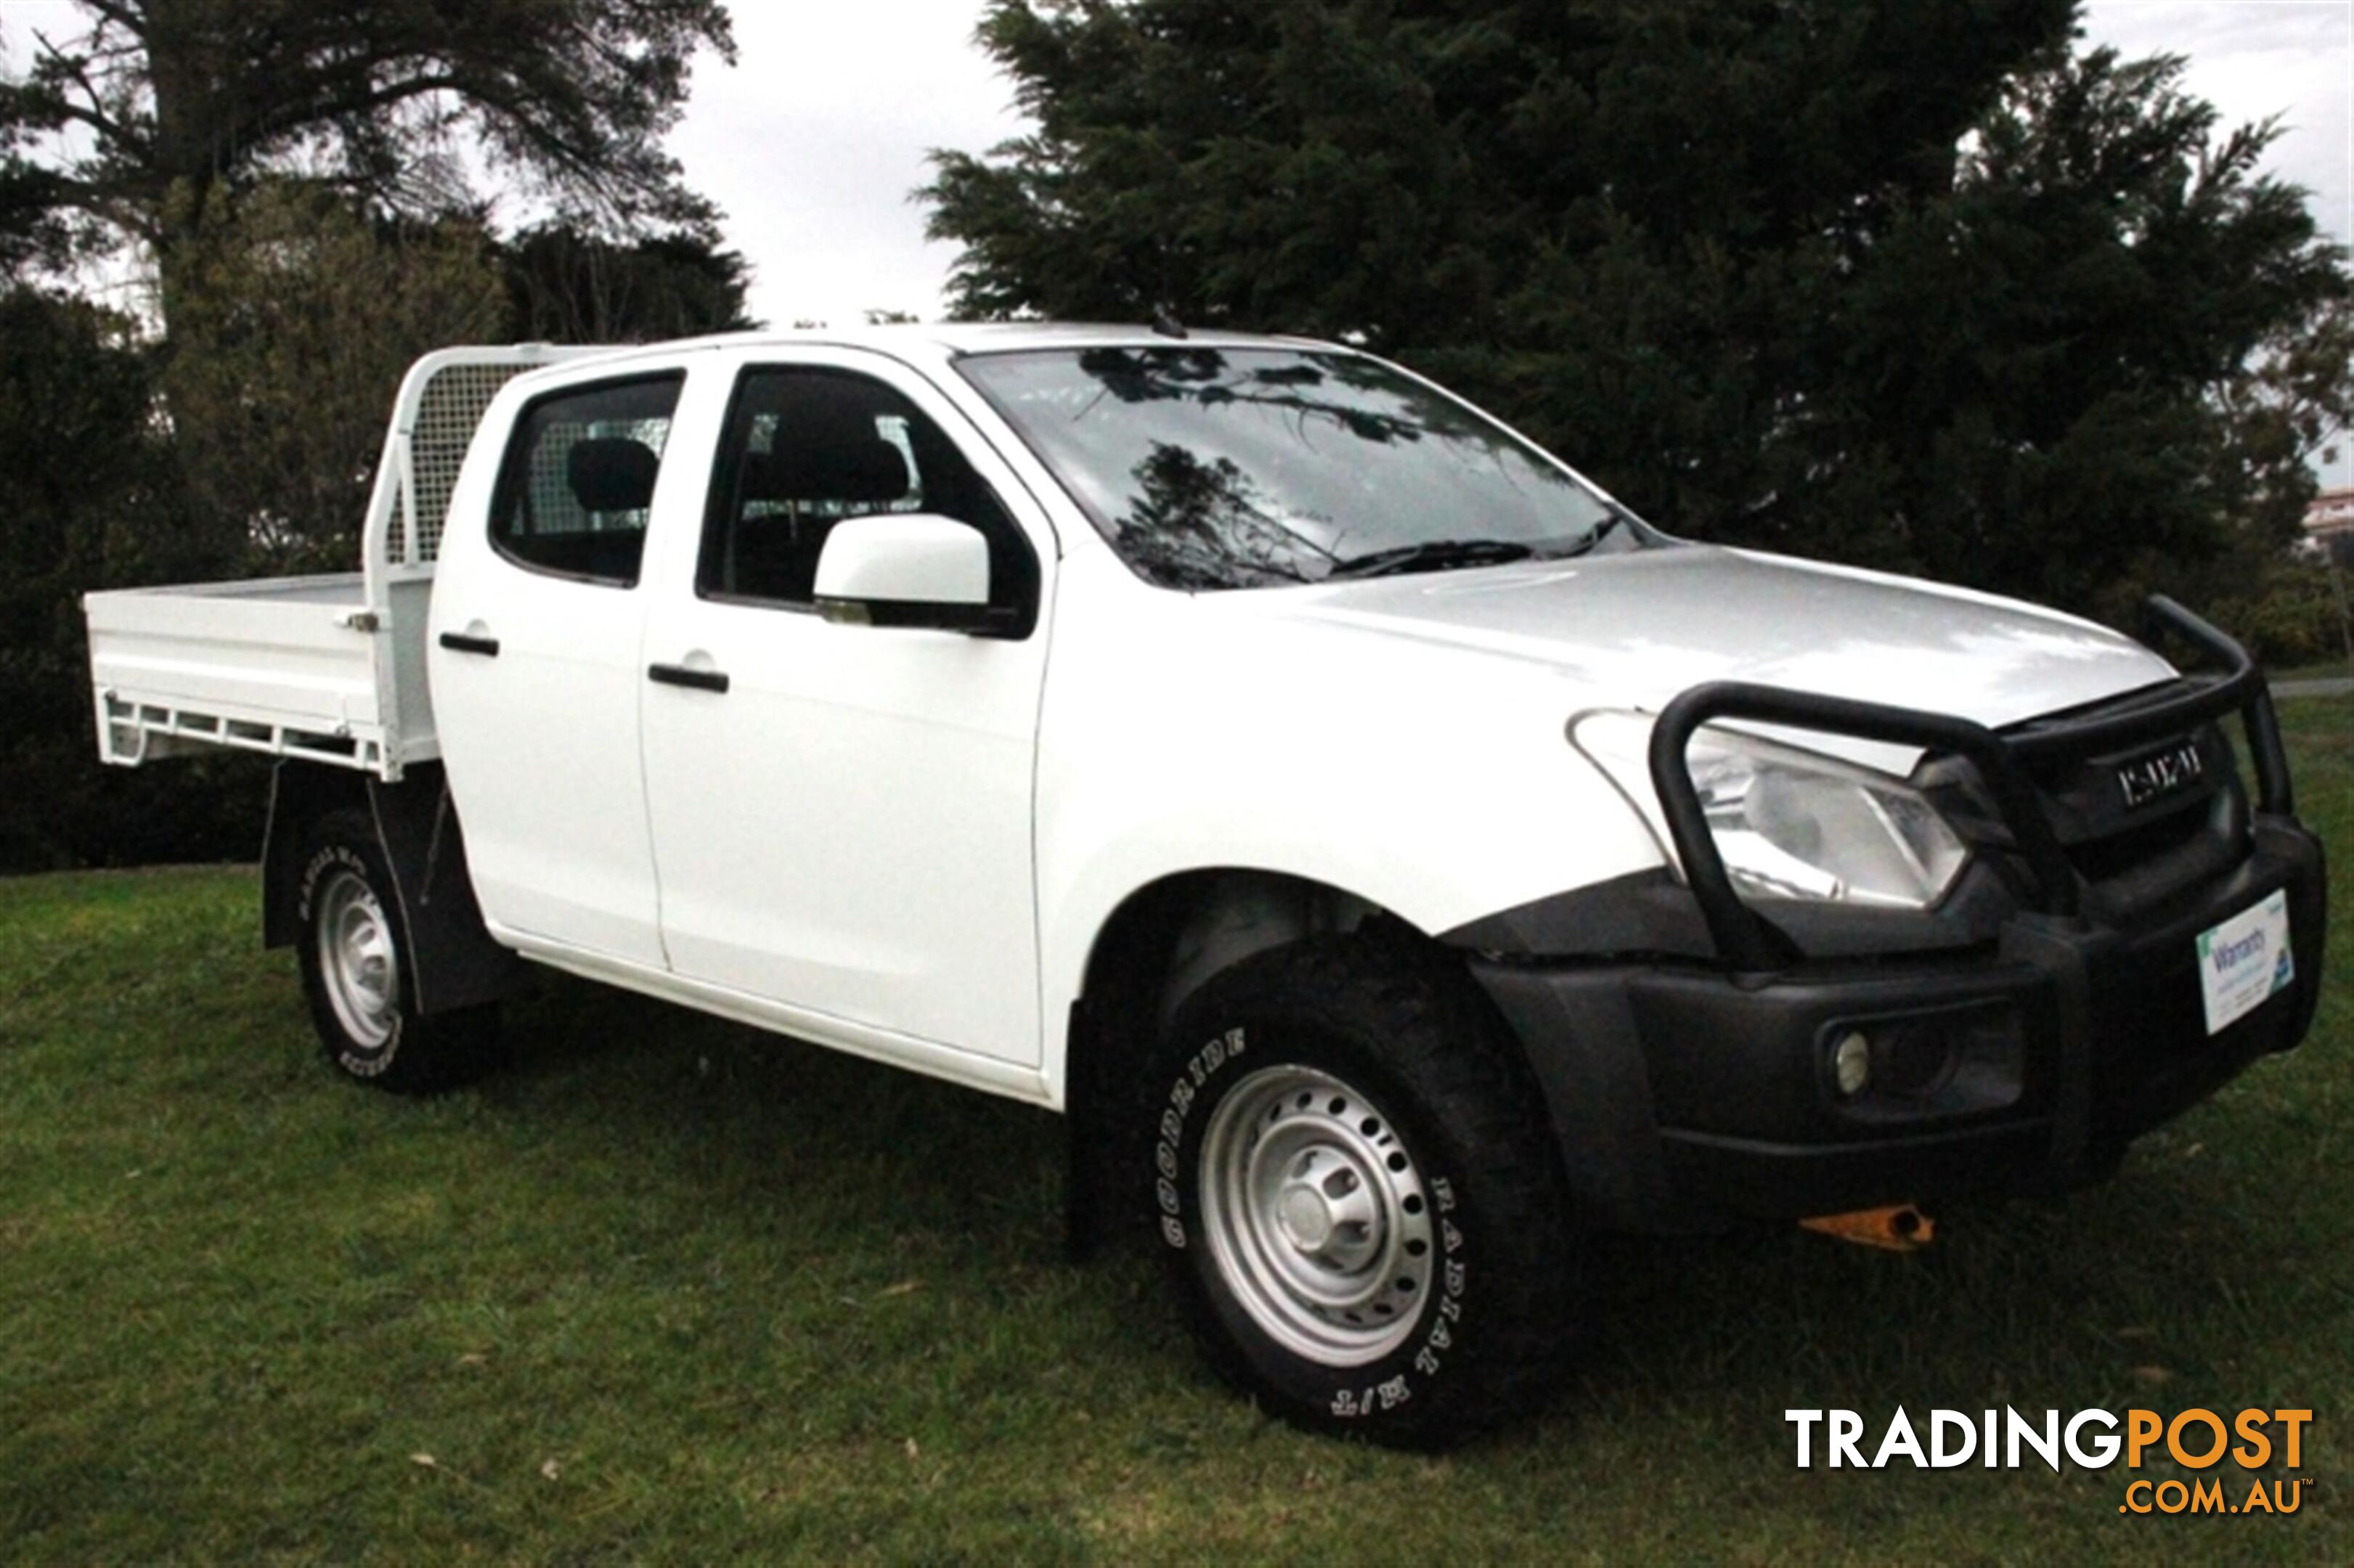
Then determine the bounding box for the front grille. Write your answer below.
[2005,698,2247,919]
[2065,801,2215,883]
[1921,692,2251,920]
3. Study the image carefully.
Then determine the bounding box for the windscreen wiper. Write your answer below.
[1326,539,1536,579]
[1528,511,1628,561]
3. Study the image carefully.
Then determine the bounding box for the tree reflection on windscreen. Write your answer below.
[959,346,1634,590]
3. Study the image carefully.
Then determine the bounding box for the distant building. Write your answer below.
[2308,487,2354,545]
[2301,487,2354,564]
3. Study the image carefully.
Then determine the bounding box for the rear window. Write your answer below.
[489,373,685,587]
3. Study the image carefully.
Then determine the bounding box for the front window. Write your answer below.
[958,346,1642,589]
[697,365,1035,621]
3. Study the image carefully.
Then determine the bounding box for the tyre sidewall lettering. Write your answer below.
[1152,1024,1245,1249]
[296,843,370,926]
[1324,1165,1469,1421]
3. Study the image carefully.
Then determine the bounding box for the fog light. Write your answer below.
[1832,1031,1873,1098]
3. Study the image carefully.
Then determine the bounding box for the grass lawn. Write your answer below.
[4,696,2347,1562]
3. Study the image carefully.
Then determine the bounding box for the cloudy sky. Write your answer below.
[3,1,2345,328]
[666,1,2353,329]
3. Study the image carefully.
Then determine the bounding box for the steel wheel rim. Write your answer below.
[317,869,398,1050]
[1198,1063,1437,1365]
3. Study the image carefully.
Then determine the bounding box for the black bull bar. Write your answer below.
[1646,595,2296,971]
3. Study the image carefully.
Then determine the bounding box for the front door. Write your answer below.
[429,369,688,967]
[639,354,1052,1063]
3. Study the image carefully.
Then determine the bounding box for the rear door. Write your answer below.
[429,367,689,965]
[638,348,1055,1063]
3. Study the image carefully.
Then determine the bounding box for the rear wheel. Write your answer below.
[294,809,498,1093]
[1145,934,1575,1445]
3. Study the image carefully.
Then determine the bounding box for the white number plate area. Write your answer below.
[2195,889,2294,1036]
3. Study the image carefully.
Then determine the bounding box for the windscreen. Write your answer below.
[958,346,1638,590]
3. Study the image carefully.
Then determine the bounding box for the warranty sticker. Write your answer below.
[2196,889,2293,1035]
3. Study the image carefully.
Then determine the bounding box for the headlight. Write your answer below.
[1572,715,1971,910]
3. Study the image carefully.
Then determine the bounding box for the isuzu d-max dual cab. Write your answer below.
[84,325,2326,1443]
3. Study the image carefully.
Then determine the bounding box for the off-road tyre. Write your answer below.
[1145,934,1575,1446]
[294,808,500,1094]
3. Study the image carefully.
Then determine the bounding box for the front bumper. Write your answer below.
[1474,817,2324,1228]
[1459,599,2328,1232]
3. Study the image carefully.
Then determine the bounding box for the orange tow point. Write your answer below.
[1799,1204,1934,1252]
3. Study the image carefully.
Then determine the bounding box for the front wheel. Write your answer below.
[294,808,498,1094]
[1145,936,1575,1445]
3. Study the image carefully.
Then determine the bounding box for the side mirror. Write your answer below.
[813,514,997,632]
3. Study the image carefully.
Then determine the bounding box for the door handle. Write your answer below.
[648,662,730,694]
[439,632,500,657]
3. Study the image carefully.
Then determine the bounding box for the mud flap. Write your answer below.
[364,768,520,1016]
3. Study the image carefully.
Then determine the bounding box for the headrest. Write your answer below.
[741,440,911,506]
[568,437,661,513]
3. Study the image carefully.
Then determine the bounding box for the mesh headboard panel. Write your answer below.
[391,360,539,564]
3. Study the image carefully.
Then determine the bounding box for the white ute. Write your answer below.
[86,324,2327,1443]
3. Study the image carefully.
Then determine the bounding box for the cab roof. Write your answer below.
[566,321,1345,369]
